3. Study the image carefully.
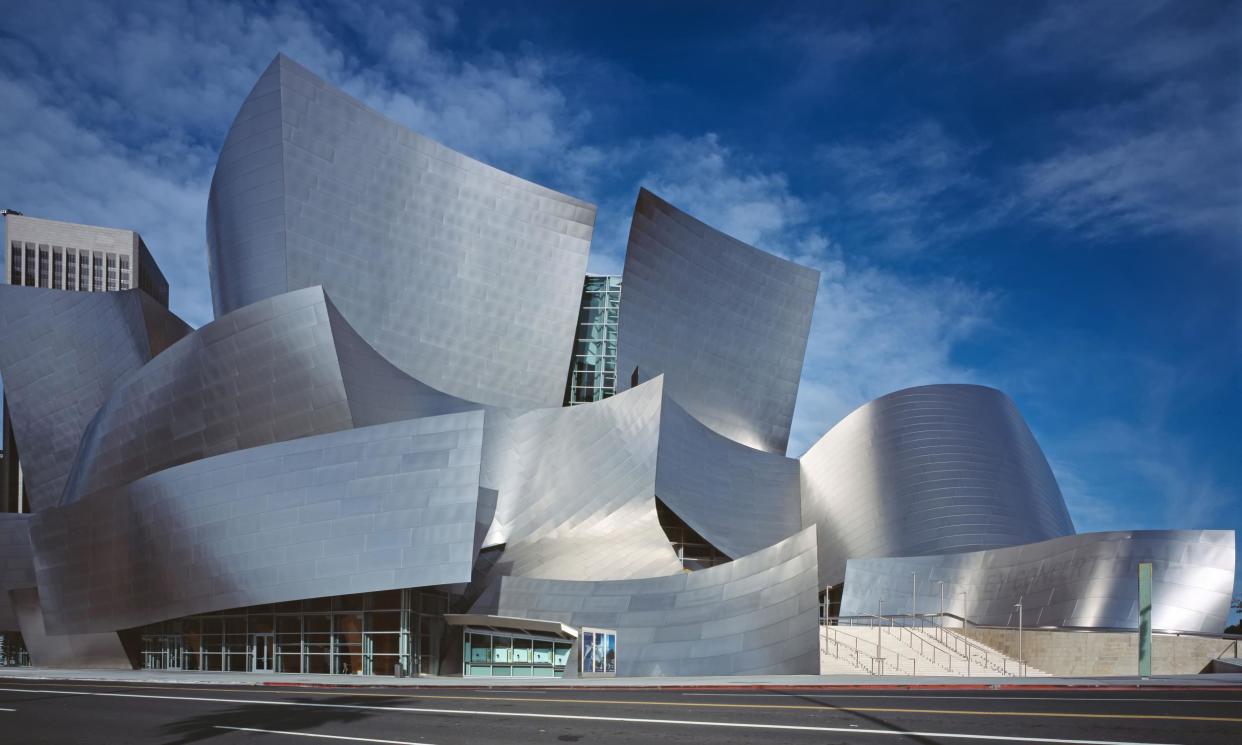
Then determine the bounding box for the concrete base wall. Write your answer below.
[961,627,1239,676]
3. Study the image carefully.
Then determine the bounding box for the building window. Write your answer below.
[92,252,103,292]
[52,248,63,290]
[65,250,77,291]
[78,252,90,291]
[8,242,19,285]
[106,253,118,292]
[38,245,49,288]
[23,243,35,286]
[564,275,622,406]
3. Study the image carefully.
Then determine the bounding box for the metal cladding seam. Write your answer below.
[838,529,1236,633]
[30,412,485,636]
[0,285,189,511]
[800,383,1076,587]
[494,526,821,677]
[207,54,594,410]
[615,188,820,455]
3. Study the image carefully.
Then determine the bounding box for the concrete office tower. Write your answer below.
[0,54,1232,678]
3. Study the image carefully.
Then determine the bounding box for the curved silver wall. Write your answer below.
[207,54,594,410]
[0,515,34,630]
[655,397,801,559]
[480,377,681,583]
[838,529,1236,634]
[493,526,820,677]
[801,384,1076,587]
[615,188,819,454]
[0,286,189,511]
[30,411,485,635]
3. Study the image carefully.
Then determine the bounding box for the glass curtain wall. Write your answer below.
[139,588,448,676]
[564,275,621,405]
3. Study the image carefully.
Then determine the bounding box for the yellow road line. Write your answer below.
[1,679,1239,724]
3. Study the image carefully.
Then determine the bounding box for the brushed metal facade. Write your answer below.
[838,530,1236,634]
[0,285,189,511]
[493,526,820,677]
[481,377,680,582]
[801,384,1076,586]
[0,515,34,630]
[7,587,133,669]
[207,54,594,410]
[31,412,484,635]
[615,188,819,454]
[655,397,801,559]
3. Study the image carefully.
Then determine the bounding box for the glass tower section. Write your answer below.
[563,275,621,405]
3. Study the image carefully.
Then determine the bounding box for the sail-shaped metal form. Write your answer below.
[207,54,593,410]
[615,188,819,454]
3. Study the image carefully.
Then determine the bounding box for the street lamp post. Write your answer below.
[877,598,884,669]
[1014,601,1024,677]
[937,581,945,628]
[912,572,917,627]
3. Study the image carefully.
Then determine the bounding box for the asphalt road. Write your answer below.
[0,679,1239,744]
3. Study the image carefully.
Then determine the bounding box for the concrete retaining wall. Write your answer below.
[961,627,1239,676]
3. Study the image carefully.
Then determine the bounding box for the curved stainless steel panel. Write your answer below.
[8,587,133,668]
[801,384,1076,587]
[494,526,820,676]
[207,54,594,410]
[0,515,34,630]
[31,412,484,635]
[838,529,1236,634]
[615,188,819,454]
[61,286,355,504]
[0,286,188,511]
[481,377,681,582]
[655,397,801,559]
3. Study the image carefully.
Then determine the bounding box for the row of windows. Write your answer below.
[7,241,130,292]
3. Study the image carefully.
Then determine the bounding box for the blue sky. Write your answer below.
[1,2,1239,621]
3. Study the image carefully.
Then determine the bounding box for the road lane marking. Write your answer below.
[0,707,14,711]
[216,726,434,744]
[682,692,1242,704]
[0,687,1192,744]
[0,682,1239,724]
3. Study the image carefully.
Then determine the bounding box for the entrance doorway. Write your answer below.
[253,634,275,672]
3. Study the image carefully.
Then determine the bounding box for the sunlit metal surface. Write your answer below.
[208,54,593,410]
[615,188,819,454]
[0,285,189,511]
[655,396,801,559]
[31,412,485,635]
[493,526,820,676]
[839,529,1236,633]
[801,384,1076,587]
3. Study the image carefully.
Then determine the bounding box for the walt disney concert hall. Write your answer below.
[0,55,1233,679]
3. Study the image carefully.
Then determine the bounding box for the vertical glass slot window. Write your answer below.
[65,250,77,291]
[24,244,36,286]
[52,248,63,289]
[92,252,103,291]
[38,246,49,287]
[106,253,118,291]
[9,242,20,285]
[78,252,90,291]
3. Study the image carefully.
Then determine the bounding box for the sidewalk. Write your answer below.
[2,666,1241,690]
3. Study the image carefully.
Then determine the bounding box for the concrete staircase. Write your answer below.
[820,623,1048,677]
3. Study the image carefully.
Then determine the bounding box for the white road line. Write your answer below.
[0,686,1186,745]
[681,692,1242,704]
[215,726,433,744]
[0,707,14,712]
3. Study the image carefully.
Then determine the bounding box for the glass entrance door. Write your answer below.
[253,633,275,672]
[166,637,182,670]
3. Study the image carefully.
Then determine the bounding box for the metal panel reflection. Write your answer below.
[494,526,820,676]
[615,188,819,454]
[839,530,1235,633]
[208,54,593,410]
[801,384,1076,586]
